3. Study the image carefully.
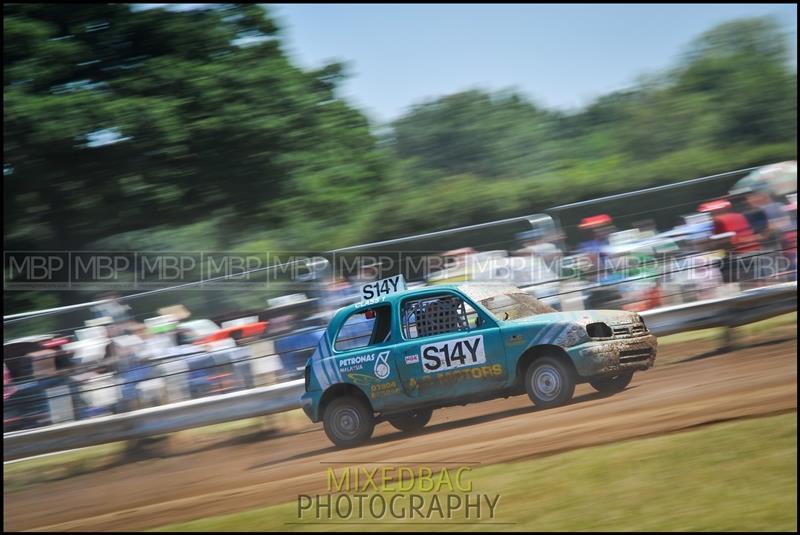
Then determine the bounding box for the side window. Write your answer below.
[402,294,473,339]
[334,305,392,351]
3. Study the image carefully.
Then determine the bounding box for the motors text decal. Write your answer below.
[421,335,485,373]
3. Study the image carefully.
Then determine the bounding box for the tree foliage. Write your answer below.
[4,4,385,251]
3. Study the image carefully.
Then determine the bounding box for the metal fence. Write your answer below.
[4,281,795,461]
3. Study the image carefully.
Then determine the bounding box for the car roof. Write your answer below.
[332,281,522,319]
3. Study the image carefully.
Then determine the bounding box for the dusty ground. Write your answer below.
[4,331,797,532]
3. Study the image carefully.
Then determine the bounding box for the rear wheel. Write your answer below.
[387,408,433,433]
[524,356,575,408]
[323,396,375,448]
[590,371,634,394]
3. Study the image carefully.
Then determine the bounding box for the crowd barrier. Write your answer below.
[3,281,796,461]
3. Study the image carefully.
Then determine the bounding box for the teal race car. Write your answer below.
[301,278,657,447]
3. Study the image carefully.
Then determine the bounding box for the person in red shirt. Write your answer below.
[3,363,16,401]
[699,199,762,285]
[699,199,760,253]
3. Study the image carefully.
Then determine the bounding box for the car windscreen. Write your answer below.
[477,292,555,321]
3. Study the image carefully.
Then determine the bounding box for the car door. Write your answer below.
[329,303,407,411]
[393,290,507,402]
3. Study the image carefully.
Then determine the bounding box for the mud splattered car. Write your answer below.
[301,278,657,447]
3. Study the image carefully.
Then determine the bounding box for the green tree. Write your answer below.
[389,89,556,179]
[3,4,384,251]
[674,17,796,146]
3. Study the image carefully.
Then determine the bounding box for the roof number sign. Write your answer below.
[361,274,407,301]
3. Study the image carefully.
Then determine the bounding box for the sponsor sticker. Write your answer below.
[421,335,486,373]
[337,353,376,374]
[408,364,503,390]
[404,354,420,365]
[370,380,401,399]
[374,351,391,379]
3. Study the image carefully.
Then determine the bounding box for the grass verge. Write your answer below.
[656,311,796,348]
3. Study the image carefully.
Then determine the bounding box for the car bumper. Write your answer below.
[568,334,657,378]
[301,390,322,422]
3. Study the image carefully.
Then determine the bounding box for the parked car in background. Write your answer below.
[179,317,268,349]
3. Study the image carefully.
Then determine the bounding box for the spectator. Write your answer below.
[781,195,797,281]
[109,329,149,412]
[700,199,760,252]
[513,229,561,287]
[745,188,791,245]
[632,218,659,239]
[4,363,16,401]
[669,237,723,301]
[577,214,616,280]
[175,326,195,346]
[91,292,131,322]
[323,276,356,310]
[92,292,133,337]
[516,228,563,263]
[700,199,760,286]
[578,214,616,254]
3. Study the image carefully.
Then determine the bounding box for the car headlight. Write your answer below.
[586,322,613,339]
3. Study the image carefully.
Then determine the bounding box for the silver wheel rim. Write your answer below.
[331,406,360,439]
[532,365,562,401]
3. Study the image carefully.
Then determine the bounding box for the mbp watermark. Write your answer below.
[3,251,330,291]
[5,248,793,292]
[294,463,502,524]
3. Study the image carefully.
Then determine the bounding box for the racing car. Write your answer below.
[301,276,657,447]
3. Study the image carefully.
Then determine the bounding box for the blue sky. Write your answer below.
[269,4,797,123]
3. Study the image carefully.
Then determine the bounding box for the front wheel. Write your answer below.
[590,371,634,394]
[323,396,375,448]
[387,408,433,433]
[525,356,576,408]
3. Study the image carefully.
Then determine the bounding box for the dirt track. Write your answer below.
[5,332,797,532]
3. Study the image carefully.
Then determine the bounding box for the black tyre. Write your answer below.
[590,370,634,394]
[387,408,433,433]
[524,356,576,408]
[323,396,375,448]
